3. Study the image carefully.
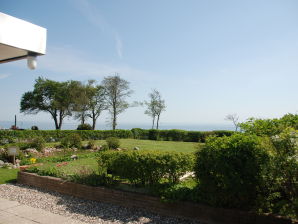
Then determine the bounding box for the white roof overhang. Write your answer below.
[0,12,47,66]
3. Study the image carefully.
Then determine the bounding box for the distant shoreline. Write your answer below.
[0,121,234,131]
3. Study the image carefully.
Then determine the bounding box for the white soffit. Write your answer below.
[0,12,47,63]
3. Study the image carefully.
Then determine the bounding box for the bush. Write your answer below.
[195,133,270,209]
[148,129,159,140]
[0,130,133,143]
[0,129,234,143]
[31,126,39,130]
[60,134,82,149]
[86,140,96,149]
[29,136,45,151]
[106,137,120,149]
[77,124,92,130]
[98,150,194,186]
[259,128,298,218]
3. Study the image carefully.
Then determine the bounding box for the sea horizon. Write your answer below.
[0,120,235,131]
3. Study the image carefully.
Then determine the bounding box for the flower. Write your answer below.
[30,158,37,164]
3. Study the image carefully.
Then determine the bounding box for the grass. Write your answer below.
[1,139,200,185]
[46,138,201,153]
[93,139,201,153]
[56,157,98,175]
[0,168,18,184]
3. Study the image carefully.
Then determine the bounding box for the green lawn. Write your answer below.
[93,139,201,153]
[1,139,200,184]
[0,168,18,184]
[46,138,201,153]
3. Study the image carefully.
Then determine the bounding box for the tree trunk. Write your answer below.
[81,113,85,125]
[58,111,63,130]
[51,111,59,130]
[156,114,160,130]
[53,116,59,130]
[92,117,96,130]
[152,116,155,129]
[112,112,117,130]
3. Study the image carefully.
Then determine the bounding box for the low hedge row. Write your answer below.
[131,128,234,142]
[98,150,195,185]
[0,130,133,143]
[0,129,234,143]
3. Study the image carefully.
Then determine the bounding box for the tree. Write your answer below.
[86,81,107,130]
[20,77,77,130]
[144,89,161,129]
[154,90,166,130]
[101,74,133,130]
[72,81,90,125]
[225,113,240,131]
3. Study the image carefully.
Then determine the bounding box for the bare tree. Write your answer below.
[225,113,240,131]
[155,92,166,130]
[144,90,159,129]
[101,74,133,130]
[144,89,165,130]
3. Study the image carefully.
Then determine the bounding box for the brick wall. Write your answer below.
[17,171,294,224]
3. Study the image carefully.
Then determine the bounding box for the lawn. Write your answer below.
[46,138,201,153]
[1,139,200,184]
[0,168,19,184]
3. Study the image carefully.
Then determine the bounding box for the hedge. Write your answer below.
[97,150,195,185]
[131,128,234,142]
[195,133,269,210]
[0,130,133,143]
[0,129,234,143]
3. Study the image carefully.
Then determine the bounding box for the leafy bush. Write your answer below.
[98,150,194,186]
[26,165,62,178]
[0,129,234,143]
[86,140,96,149]
[29,136,45,151]
[106,137,120,149]
[195,133,270,209]
[77,124,92,130]
[0,130,133,142]
[259,128,298,218]
[240,113,298,137]
[31,126,39,130]
[67,166,111,186]
[148,129,159,140]
[60,134,82,149]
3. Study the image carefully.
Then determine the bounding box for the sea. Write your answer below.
[0,120,234,131]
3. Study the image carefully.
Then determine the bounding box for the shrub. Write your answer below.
[67,166,110,186]
[106,137,120,149]
[98,150,194,186]
[195,133,270,209]
[77,124,92,130]
[87,140,96,149]
[148,129,159,140]
[29,136,45,151]
[259,128,298,218]
[60,134,82,149]
[31,126,39,130]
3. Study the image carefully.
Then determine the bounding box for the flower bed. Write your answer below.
[17,171,293,224]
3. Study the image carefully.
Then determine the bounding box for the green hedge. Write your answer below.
[0,130,133,142]
[0,129,234,143]
[195,133,270,210]
[98,150,194,186]
[131,128,234,142]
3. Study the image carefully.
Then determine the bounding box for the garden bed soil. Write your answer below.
[17,171,295,224]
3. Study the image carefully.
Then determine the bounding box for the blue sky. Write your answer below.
[1,0,297,129]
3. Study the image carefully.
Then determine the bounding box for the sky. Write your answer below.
[0,0,297,130]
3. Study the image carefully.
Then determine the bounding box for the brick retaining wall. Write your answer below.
[17,171,295,224]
